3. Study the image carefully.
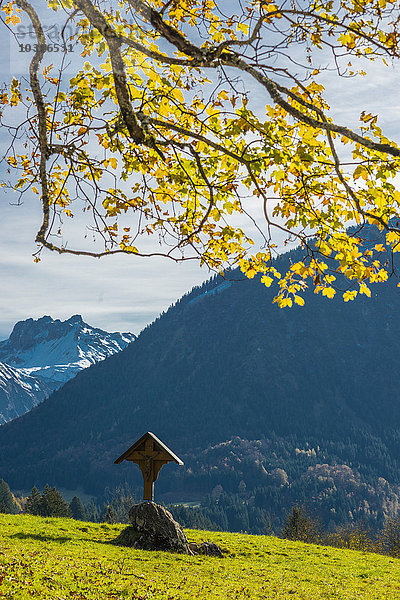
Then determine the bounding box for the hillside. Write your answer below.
[1,244,400,529]
[0,513,399,599]
[0,315,135,422]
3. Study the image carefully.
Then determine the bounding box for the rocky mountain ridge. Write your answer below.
[0,315,135,423]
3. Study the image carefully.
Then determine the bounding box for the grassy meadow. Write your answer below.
[0,514,399,598]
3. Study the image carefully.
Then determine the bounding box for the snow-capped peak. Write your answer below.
[0,316,136,423]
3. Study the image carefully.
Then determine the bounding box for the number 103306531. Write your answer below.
[18,43,74,53]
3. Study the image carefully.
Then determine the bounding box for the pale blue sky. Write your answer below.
[0,195,211,339]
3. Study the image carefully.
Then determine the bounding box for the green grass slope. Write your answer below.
[0,514,399,599]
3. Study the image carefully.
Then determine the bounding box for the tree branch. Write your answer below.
[15,0,51,248]
[75,0,146,143]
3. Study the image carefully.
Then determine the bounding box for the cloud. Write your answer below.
[0,196,209,339]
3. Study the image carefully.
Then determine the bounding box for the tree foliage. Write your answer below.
[0,479,17,514]
[281,505,320,542]
[24,484,71,517]
[380,513,400,557]
[69,495,86,520]
[24,486,42,515]
[2,0,400,304]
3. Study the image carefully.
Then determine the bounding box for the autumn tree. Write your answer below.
[2,0,400,305]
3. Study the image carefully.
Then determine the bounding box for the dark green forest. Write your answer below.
[1,230,400,532]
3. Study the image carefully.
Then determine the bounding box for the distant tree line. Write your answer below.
[3,477,400,559]
[24,486,86,519]
[22,482,139,524]
[4,247,400,520]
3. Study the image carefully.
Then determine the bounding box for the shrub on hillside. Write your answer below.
[379,514,400,557]
[323,522,376,552]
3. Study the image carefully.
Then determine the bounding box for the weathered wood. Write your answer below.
[114,432,183,502]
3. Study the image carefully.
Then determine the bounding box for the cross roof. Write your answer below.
[114,431,184,465]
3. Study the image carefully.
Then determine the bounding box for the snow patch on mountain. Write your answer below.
[0,362,52,424]
[0,315,135,423]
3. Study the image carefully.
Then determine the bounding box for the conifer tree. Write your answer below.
[84,500,99,523]
[69,496,86,521]
[281,506,320,543]
[103,505,118,524]
[41,485,71,518]
[25,485,71,517]
[0,479,16,514]
[24,487,42,516]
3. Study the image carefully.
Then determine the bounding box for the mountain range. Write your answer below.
[0,242,400,531]
[0,315,135,423]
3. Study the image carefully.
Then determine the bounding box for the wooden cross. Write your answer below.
[114,432,183,501]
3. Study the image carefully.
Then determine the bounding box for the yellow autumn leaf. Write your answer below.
[343,290,357,302]
[322,287,336,299]
[261,275,273,287]
[387,231,400,246]
[237,22,249,36]
[171,88,185,104]
[359,283,371,297]
[294,295,305,306]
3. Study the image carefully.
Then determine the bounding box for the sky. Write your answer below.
[0,196,211,339]
[0,7,212,339]
[1,2,400,341]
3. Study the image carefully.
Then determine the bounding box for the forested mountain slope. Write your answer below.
[0,246,399,530]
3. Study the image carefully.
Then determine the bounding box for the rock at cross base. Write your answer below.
[114,502,190,553]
